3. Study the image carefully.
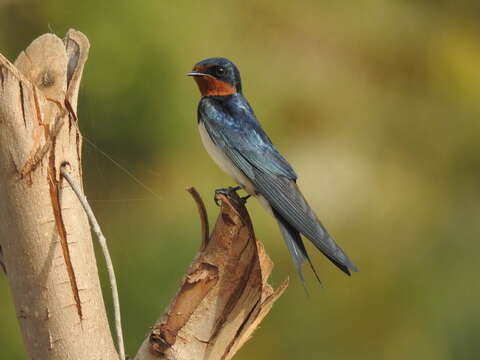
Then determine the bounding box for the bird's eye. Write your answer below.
[215,66,226,77]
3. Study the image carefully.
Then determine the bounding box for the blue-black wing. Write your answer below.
[199,96,357,275]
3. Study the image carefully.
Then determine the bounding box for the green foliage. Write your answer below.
[1,1,479,358]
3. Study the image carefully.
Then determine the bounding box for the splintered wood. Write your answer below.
[135,190,288,360]
[0,31,119,360]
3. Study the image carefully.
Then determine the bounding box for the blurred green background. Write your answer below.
[1,1,480,359]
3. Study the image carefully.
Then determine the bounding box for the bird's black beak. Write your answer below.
[187,71,214,78]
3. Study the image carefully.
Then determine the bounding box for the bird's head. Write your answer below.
[188,57,242,97]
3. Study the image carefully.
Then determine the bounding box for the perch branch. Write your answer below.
[60,165,125,360]
[134,189,288,360]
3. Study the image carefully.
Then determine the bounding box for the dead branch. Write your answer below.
[134,189,288,360]
[60,165,125,360]
[186,187,210,250]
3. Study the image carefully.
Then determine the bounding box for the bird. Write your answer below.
[188,57,357,283]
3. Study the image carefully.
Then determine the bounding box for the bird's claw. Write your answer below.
[214,186,241,206]
[240,194,252,203]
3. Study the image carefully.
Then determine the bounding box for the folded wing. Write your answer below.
[200,103,357,275]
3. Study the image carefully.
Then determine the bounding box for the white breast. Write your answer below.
[198,121,256,195]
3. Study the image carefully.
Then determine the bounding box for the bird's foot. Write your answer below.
[240,194,252,203]
[214,186,241,206]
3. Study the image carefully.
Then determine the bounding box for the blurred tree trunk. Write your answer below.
[0,31,287,360]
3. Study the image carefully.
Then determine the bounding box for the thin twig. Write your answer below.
[0,245,6,274]
[186,187,209,250]
[60,166,125,360]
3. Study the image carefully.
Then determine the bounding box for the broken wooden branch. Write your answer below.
[134,189,288,360]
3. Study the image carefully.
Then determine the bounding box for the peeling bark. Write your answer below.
[134,190,288,360]
[0,30,119,360]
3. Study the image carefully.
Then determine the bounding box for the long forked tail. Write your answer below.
[251,169,357,275]
[273,209,321,284]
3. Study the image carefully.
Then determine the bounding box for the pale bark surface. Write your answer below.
[0,30,119,360]
[134,190,288,360]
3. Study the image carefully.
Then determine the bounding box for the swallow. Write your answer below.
[188,57,357,282]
